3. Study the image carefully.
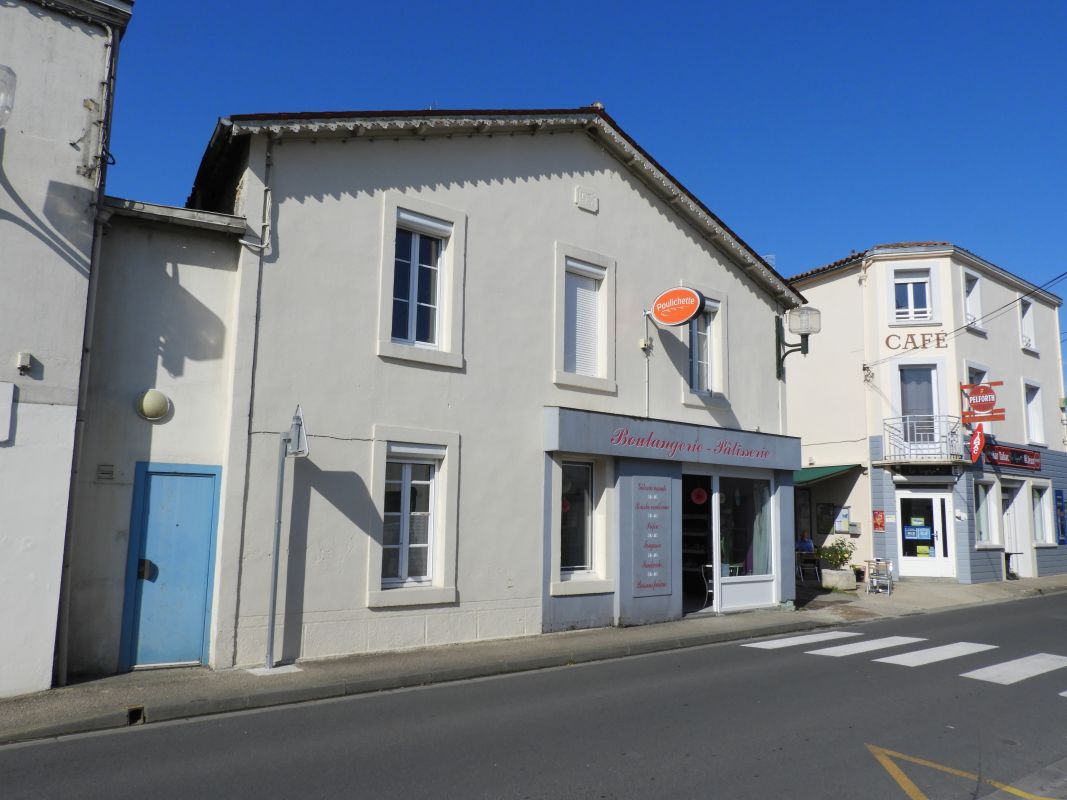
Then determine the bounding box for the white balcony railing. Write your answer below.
[882,415,964,463]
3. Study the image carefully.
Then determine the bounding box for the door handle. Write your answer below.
[137,558,157,581]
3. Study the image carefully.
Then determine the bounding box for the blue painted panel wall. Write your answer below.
[616,459,683,626]
[1036,449,1067,576]
[868,437,899,563]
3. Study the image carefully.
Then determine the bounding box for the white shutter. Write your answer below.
[565,268,601,376]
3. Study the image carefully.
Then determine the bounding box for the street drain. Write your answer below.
[126,706,145,726]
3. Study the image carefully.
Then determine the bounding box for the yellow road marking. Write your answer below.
[866,744,1057,800]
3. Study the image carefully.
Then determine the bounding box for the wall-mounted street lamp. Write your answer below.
[0,65,15,129]
[776,306,821,379]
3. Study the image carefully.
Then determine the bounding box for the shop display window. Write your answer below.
[561,461,593,571]
[719,477,772,576]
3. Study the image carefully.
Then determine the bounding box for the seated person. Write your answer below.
[796,530,815,553]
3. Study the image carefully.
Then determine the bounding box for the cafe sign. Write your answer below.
[649,287,705,327]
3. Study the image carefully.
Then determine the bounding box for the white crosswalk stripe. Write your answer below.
[874,642,998,667]
[806,636,926,657]
[961,654,1067,685]
[742,631,862,650]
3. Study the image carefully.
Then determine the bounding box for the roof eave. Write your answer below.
[191,107,805,307]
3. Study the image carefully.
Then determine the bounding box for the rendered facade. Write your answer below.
[0,0,132,697]
[787,243,1067,583]
[59,108,805,682]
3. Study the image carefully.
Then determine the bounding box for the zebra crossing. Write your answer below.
[742,631,1067,694]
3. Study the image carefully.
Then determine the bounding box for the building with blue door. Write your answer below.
[57,107,807,683]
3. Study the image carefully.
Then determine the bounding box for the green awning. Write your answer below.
[793,464,862,486]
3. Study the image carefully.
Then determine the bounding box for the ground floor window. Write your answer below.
[382,459,436,585]
[1033,485,1052,544]
[974,481,994,545]
[561,461,593,571]
[720,477,772,576]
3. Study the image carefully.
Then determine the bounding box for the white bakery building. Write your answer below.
[51,106,808,685]
[787,242,1067,583]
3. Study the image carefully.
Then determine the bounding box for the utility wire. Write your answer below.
[862,269,1067,370]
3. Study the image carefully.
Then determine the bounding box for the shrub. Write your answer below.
[818,536,857,570]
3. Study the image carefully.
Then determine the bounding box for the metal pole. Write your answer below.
[265,433,289,670]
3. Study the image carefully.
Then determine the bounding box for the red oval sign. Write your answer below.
[968,384,997,415]
[650,287,705,327]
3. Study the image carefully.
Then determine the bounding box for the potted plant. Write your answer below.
[818,536,858,591]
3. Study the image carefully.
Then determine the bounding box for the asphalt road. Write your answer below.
[4,595,1067,799]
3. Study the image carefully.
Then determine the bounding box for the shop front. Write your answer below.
[542,408,801,632]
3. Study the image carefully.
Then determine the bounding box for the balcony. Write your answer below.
[881,415,965,463]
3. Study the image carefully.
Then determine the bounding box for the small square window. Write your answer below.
[894,269,932,321]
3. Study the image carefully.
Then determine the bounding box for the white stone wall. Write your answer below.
[0,1,115,697]
[226,130,788,664]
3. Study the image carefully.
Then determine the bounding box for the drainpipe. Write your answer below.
[55,21,120,687]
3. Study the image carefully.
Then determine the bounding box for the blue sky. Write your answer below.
[108,0,1066,285]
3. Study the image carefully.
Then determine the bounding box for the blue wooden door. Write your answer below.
[122,465,220,668]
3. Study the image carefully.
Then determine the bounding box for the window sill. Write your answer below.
[1034,542,1059,549]
[551,578,615,597]
[975,544,1004,551]
[721,573,774,584]
[889,318,939,328]
[683,389,730,410]
[553,370,617,395]
[378,340,464,370]
[368,586,457,608]
[1021,345,1040,357]
[965,324,988,337]
[1025,440,1047,448]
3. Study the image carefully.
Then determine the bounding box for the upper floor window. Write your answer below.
[964,272,982,327]
[377,195,467,370]
[564,259,605,377]
[1024,382,1044,444]
[894,269,932,322]
[553,243,616,394]
[689,309,715,393]
[392,227,441,346]
[1019,299,1036,351]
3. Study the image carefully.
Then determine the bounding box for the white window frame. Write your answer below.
[377,193,466,369]
[391,226,442,348]
[550,455,614,596]
[553,243,616,394]
[368,426,459,607]
[963,270,984,331]
[964,360,993,437]
[1019,297,1038,353]
[1023,379,1045,446]
[893,268,933,323]
[1031,482,1054,545]
[973,479,998,547]
[381,458,436,587]
[680,290,729,409]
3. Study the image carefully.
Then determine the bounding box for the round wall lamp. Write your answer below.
[136,389,171,421]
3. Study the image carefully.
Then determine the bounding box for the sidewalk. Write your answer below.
[4,573,1067,746]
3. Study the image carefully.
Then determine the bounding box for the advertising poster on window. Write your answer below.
[1056,490,1067,546]
[633,477,672,597]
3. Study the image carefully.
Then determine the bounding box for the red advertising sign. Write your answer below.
[873,510,886,532]
[968,385,997,414]
[961,380,1005,423]
[986,444,1041,471]
[968,424,985,463]
[649,287,705,327]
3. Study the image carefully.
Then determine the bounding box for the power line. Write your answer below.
[861,269,1067,371]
